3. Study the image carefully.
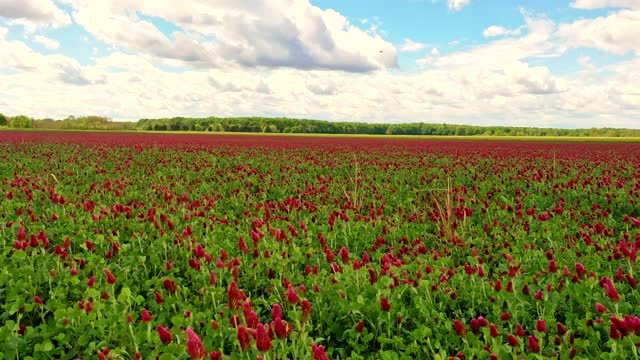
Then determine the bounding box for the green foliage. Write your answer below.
[31,116,136,130]
[136,117,640,137]
[0,113,7,126]
[7,115,32,128]
[4,113,640,137]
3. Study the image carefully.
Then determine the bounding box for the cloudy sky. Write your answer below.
[0,0,639,128]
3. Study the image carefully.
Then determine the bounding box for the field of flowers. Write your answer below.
[1,131,639,359]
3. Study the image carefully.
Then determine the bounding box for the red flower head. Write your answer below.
[507,334,519,347]
[557,322,567,336]
[104,269,116,284]
[246,311,259,329]
[527,335,540,352]
[301,298,312,323]
[186,328,206,359]
[228,281,246,311]
[453,320,467,336]
[596,303,607,314]
[312,343,330,360]
[362,251,370,264]
[238,236,250,254]
[272,317,294,339]
[242,300,253,320]
[157,325,172,344]
[380,297,391,312]
[154,291,164,304]
[272,303,283,321]
[87,276,95,287]
[489,323,499,338]
[575,262,587,277]
[356,320,365,333]
[141,308,152,322]
[477,316,488,327]
[470,319,481,334]
[237,325,252,352]
[287,284,299,304]
[255,323,272,352]
[610,323,623,339]
[534,290,544,301]
[600,277,620,302]
[536,319,547,333]
[163,278,177,294]
[340,247,350,264]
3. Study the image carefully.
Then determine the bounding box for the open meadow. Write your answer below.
[1,131,640,359]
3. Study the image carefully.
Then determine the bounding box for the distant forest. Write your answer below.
[1,113,640,137]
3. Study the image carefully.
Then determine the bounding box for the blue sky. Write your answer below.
[0,0,639,128]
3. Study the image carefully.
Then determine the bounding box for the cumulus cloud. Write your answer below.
[514,65,567,94]
[208,77,243,93]
[400,38,427,52]
[0,3,639,129]
[0,0,71,30]
[0,30,104,85]
[34,35,60,49]
[556,10,640,54]
[483,25,523,38]
[571,0,640,9]
[58,0,396,72]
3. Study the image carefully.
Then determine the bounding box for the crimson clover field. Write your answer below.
[1,131,640,359]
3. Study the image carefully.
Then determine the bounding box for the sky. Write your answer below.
[0,0,639,129]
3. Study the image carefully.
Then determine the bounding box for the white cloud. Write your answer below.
[433,11,560,70]
[0,3,639,129]
[0,0,71,30]
[34,35,60,49]
[571,0,640,9]
[556,10,640,55]
[483,25,523,38]
[0,29,103,84]
[448,0,471,11]
[58,0,397,72]
[400,38,427,52]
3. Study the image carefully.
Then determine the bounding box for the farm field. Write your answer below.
[1,131,640,359]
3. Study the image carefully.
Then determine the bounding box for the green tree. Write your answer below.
[9,115,32,128]
[0,113,7,126]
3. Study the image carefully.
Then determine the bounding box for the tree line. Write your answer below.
[0,114,135,130]
[2,113,639,137]
[137,116,640,137]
